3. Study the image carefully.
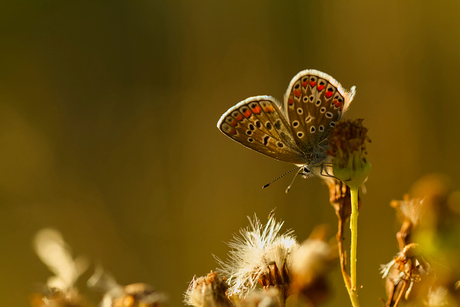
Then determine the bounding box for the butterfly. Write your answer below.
[217,69,356,178]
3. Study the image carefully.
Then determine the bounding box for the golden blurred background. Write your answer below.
[2,1,460,306]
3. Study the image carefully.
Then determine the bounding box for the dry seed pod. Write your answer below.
[184,271,232,307]
[88,267,167,307]
[103,283,167,307]
[381,243,434,306]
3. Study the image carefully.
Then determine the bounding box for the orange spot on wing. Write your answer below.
[335,100,341,108]
[229,127,237,135]
[288,97,294,105]
[230,119,237,126]
[310,81,316,87]
[317,85,325,91]
[325,91,333,98]
[236,114,243,121]
[294,89,301,97]
[302,80,308,87]
[244,109,252,118]
[252,105,261,114]
[264,106,275,113]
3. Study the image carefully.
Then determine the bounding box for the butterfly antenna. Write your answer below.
[318,138,329,145]
[285,167,304,193]
[262,166,299,189]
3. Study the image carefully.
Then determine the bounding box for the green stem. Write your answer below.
[347,287,361,307]
[350,187,359,290]
[349,187,360,306]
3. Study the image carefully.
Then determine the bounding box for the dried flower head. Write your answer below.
[381,243,432,305]
[381,243,430,280]
[184,272,232,307]
[217,214,298,300]
[327,118,371,189]
[30,288,90,307]
[106,283,167,307]
[88,266,168,307]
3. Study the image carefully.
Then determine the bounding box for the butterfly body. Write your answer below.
[218,69,356,176]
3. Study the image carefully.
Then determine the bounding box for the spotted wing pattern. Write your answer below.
[283,70,356,153]
[217,96,308,164]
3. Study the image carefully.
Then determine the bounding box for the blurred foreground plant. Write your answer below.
[32,229,167,307]
[31,228,91,307]
[382,174,460,307]
[30,117,460,307]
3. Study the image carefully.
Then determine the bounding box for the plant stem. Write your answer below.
[338,218,360,307]
[349,187,360,306]
[329,179,360,307]
[347,287,361,307]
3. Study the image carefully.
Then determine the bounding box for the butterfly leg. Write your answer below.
[319,163,335,178]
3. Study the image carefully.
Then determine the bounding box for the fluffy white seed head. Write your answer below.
[216,214,298,298]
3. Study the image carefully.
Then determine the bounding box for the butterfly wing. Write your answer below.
[283,69,356,153]
[217,96,309,164]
